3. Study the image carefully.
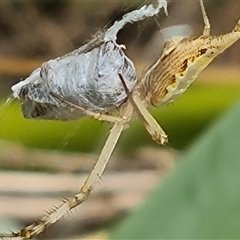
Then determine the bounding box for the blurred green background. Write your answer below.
[0,0,239,154]
[1,81,240,153]
[111,99,240,239]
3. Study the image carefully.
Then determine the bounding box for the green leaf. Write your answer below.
[111,100,240,239]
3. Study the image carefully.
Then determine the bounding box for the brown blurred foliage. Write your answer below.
[0,0,239,95]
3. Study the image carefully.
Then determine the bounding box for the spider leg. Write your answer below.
[81,101,133,192]
[50,91,123,123]
[118,74,168,145]
[131,90,168,144]
[0,101,133,240]
[199,0,211,36]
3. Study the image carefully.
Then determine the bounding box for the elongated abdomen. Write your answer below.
[139,29,240,107]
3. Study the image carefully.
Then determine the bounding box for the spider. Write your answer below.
[1,0,239,239]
